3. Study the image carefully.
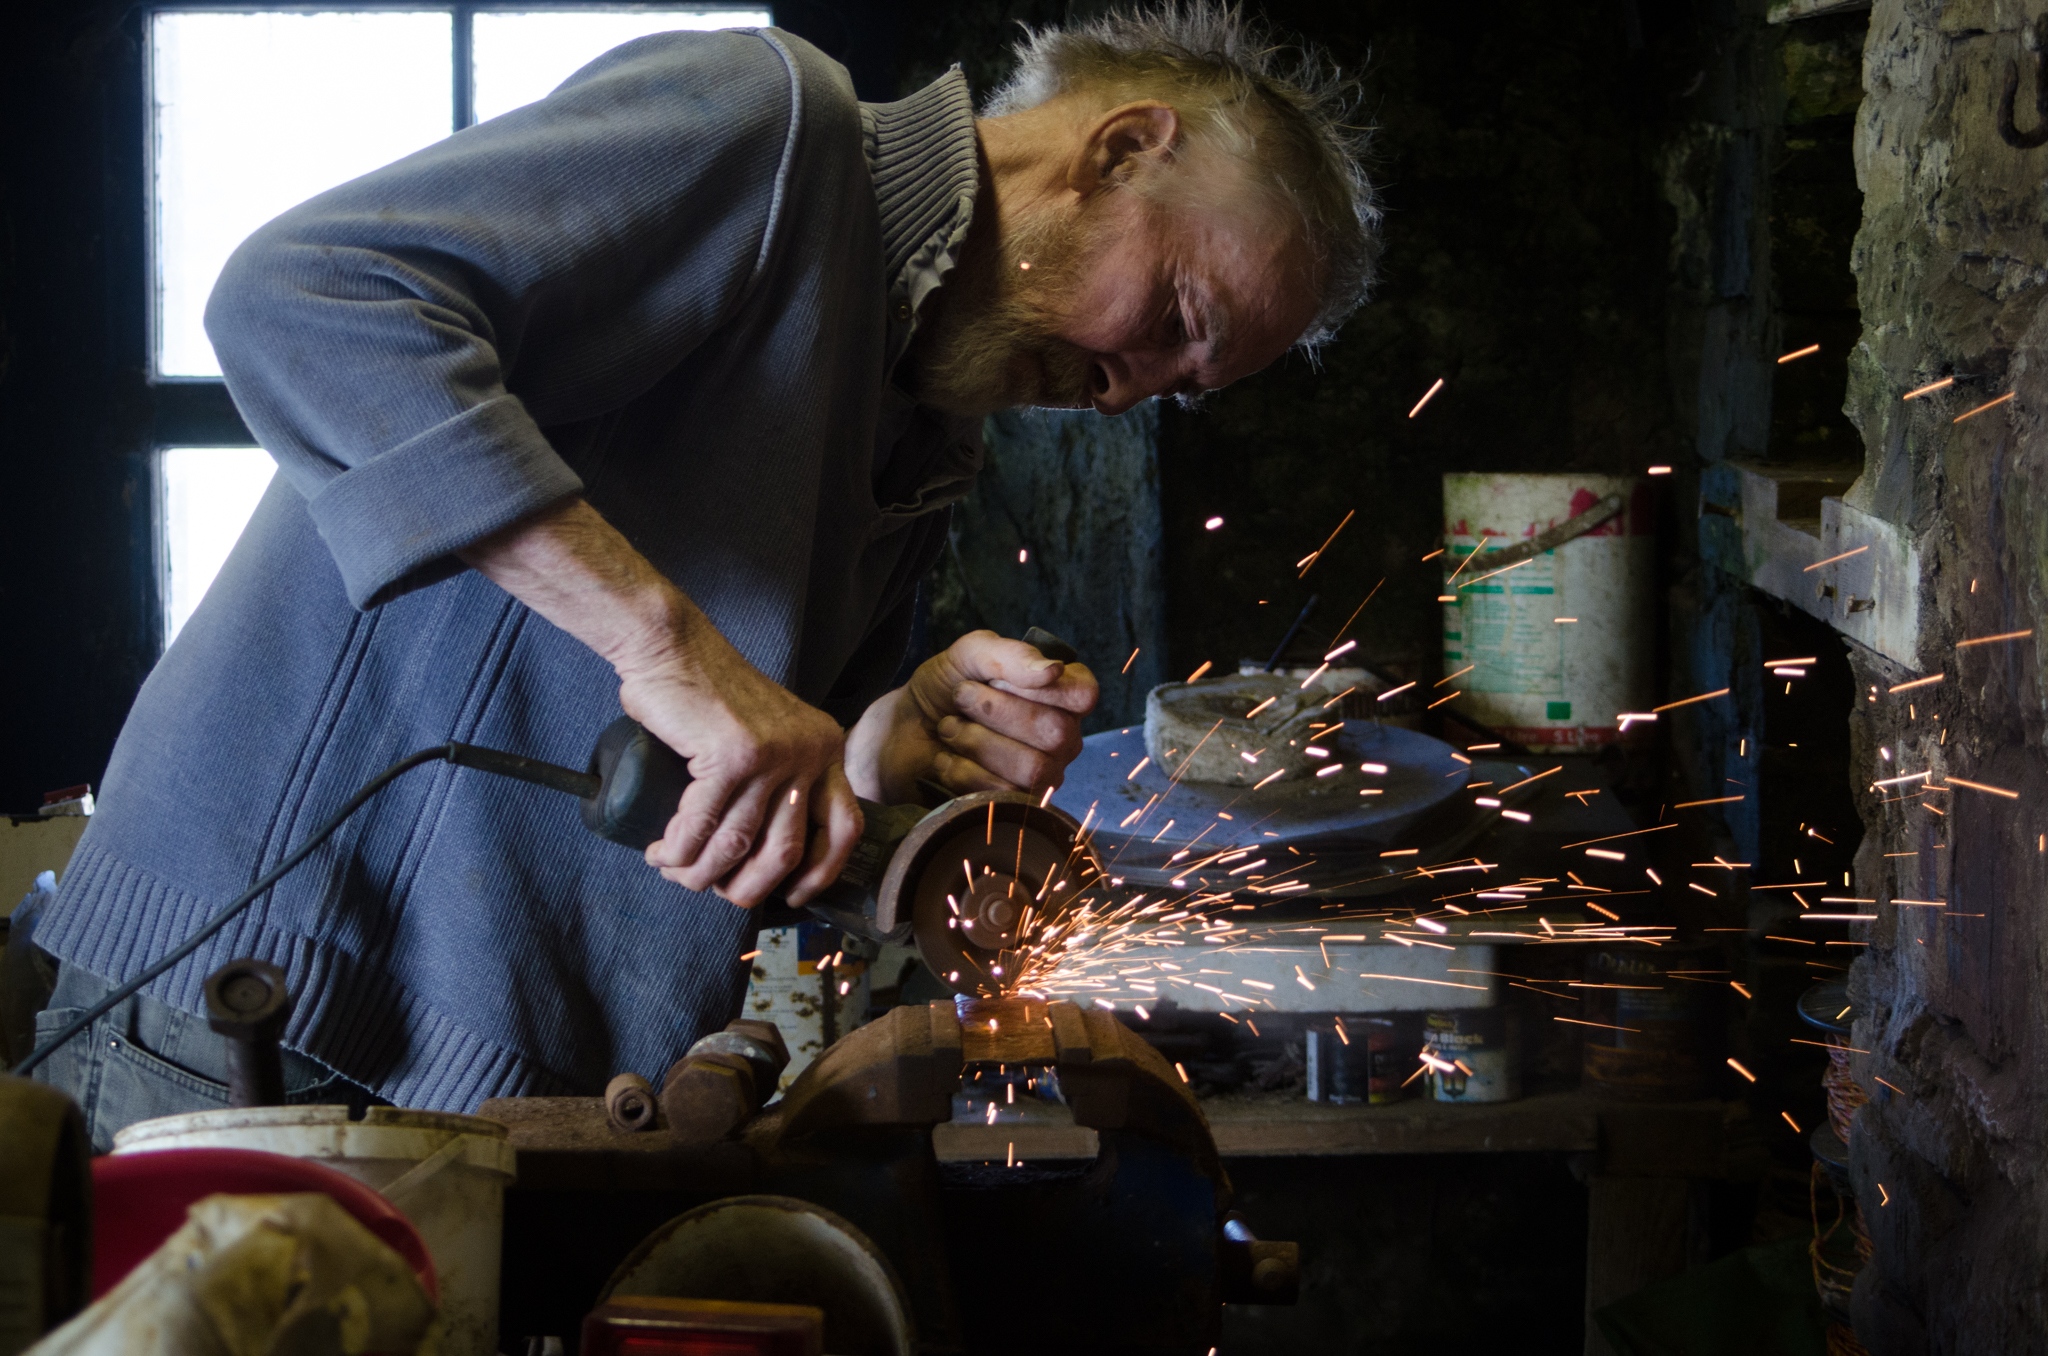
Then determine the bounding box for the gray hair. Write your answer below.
[985,2,1380,346]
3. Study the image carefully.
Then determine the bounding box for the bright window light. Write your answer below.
[161,448,277,648]
[471,10,771,123]
[151,12,454,378]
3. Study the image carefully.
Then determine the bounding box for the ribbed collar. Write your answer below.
[862,68,982,356]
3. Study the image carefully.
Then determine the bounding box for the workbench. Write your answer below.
[498,1088,1749,1356]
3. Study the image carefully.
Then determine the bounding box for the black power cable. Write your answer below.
[14,740,603,1077]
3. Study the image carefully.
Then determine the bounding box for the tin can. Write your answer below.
[1423,1007,1521,1103]
[1579,943,1723,1101]
[1306,1015,1408,1104]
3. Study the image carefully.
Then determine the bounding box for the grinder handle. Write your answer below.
[581,717,696,847]
[582,627,1080,849]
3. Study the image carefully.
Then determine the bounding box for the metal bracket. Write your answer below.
[1699,461,1923,668]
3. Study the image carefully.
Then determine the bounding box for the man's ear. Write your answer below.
[1067,101,1181,195]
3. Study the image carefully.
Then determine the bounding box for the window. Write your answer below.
[160,448,279,644]
[148,5,769,645]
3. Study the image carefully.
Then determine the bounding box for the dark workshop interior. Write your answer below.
[2,1,2044,1354]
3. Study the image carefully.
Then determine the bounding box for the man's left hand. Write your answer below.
[845,630,1098,804]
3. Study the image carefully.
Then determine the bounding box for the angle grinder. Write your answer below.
[447,628,1102,997]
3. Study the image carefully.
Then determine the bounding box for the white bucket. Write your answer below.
[112,1105,516,1356]
[1441,474,1653,752]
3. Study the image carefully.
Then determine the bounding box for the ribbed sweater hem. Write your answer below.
[38,841,569,1112]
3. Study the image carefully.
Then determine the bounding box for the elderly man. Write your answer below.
[31,3,1376,1143]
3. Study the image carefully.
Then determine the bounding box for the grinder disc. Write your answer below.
[876,791,1100,998]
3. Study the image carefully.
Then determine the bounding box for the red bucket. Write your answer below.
[91,1146,437,1301]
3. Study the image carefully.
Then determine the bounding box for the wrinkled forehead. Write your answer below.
[1182,201,1323,379]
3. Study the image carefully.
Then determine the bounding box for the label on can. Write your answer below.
[1579,945,1721,1100]
[1423,1008,1520,1103]
[1440,473,1653,753]
[1307,1016,1407,1104]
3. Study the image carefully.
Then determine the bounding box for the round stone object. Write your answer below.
[1144,672,1359,785]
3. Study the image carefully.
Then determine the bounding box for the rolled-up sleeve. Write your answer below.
[206,29,805,608]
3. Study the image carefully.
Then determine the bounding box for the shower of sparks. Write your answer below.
[1647,465,1672,475]
[1777,343,1821,363]
[1902,376,1953,400]
[952,526,2015,1130]
[1205,516,1225,530]
[1407,377,1446,418]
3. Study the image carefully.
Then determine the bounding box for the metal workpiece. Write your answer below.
[876,791,1100,998]
[202,958,291,1108]
[747,995,1226,1188]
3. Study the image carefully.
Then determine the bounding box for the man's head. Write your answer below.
[909,2,1380,418]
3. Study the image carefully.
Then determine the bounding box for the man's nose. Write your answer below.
[1089,352,1183,417]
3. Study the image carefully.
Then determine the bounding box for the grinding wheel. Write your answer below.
[873,791,1100,998]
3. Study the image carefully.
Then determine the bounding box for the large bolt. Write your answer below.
[203,959,291,1108]
[686,1019,790,1097]
[660,1052,757,1148]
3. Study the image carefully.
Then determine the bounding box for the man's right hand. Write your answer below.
[618,626,862,909]
[458,496,862,909]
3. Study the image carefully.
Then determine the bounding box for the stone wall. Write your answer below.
[1841,2,2048,1351]
[924,406,1168,732]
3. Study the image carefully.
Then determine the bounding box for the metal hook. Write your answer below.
[1998,15,2048,149]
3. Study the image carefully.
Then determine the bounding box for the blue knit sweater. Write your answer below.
[38,30,984,1111]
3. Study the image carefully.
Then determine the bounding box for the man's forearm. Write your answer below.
[456,495,709,677]
[459,494,862,906]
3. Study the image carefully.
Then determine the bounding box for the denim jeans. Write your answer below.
[31,963,383,1151]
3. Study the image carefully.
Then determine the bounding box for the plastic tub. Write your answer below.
[1441,473,1653,752]
[113,1105,514,1356]
[90,1146,436,1301]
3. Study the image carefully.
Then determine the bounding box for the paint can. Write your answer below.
[1440,474,1653,752]
[1578,942,1724,1101]
[1423,1007,1520,1103]
[1306,1015,1408,1104]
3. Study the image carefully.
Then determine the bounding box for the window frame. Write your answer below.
[140,2,773,653]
